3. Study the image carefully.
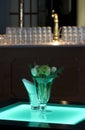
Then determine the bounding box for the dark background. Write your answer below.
[0,0,10,34]
[0,0,77,34]
[46,0,77,30]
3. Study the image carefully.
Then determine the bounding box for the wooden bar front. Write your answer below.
[0,45,85,103]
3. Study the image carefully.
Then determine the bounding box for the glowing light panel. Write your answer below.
[0,102,85,125]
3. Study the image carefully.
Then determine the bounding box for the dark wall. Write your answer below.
[0,0,10,34]
[0,46,85,103]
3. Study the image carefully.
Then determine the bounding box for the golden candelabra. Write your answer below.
[52,10,59,41]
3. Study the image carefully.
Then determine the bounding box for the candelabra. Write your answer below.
[52,10,59,41]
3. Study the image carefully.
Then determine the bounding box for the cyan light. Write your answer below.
[0,102,85,125]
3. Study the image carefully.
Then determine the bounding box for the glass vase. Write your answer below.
[32,74,56,111]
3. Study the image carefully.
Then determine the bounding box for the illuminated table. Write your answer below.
[0,100,85,129]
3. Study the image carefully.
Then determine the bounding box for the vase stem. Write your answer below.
[40,103,47,111]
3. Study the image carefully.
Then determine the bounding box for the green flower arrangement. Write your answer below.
[29,64,64,110]
[30,64,64,78]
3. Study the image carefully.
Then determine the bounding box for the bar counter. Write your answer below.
[0,44,85,129]
[0,44,85,102]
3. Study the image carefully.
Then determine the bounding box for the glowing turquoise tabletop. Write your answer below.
[0,102,85,126]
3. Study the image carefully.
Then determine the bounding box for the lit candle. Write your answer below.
[20,0,24,27]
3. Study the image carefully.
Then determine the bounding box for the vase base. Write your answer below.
[40,104,47,111]
[31,106,40,110]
